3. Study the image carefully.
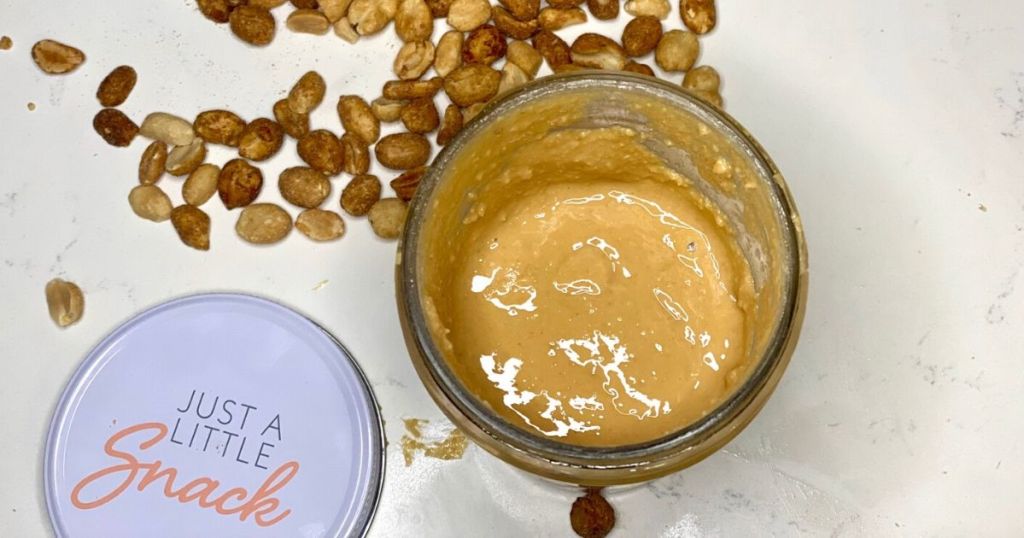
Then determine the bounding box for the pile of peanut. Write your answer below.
[82,0,720,251]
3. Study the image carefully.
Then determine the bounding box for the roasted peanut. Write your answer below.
[622,15,662,57]
[383,77,443,99]
[183,164,220,206]
[93,109,138,147]
[400,98,440,133]
[498,0,539,20]
[689,88,722,108]
[250,0,290,7]
[230,6,277,46]
[140,112,196,146]
[194,110,246,146]
[570,489,616,538]
[139,141,168,185]
[443,64,501,107]
[447,0,491,31]
[461,101,486,121]
[390,166,426,201]
[0,36,11,50]
[341,174,381,216]
[623,60,655,76]
[97,65,137,107]
[507,40,542,76]
[375,132,431,169]
[682,65,720,92]
[333,18,360,43]
[296,209,346,241]
[237,118,284,161]
[371,97,406,122]
[291,0,319,9]
[341,133,371,174]
[587,0,618,20]
[31,39,85,74]
[426,0,454,18]
[320,0,354,22]
[129,184,173,222]
[273,99,310,139]
[395,0,433,42]
[368,198,408,239]
[548,0,585,7]
[463,25,507,65]
[288,71,327,115]
[498,62,529,94]
[348,0,399,35]
[198,0,232,23]
[539,7,586,31]
[166,139,207,177]
[655,29,699,72]
[434,31,464,78]
[492,7,539,40]
[394,40,435,80]
[337,95,380,143]
[218,159,264,209]
[624,0,669,19]
[171,205,211,250]
[236,203,293,244]
[45,279,84,328]
[571,33,626,70]
[287,9,331,34]
[280,166,332,208]
[532,30,571,70]
[436,104,463,145]
[297,130,345,176]
[681,0,716,34]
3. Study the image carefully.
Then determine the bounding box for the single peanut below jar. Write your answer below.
[398,72,808,485]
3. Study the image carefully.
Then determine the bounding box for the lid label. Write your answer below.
[68,388,300,529]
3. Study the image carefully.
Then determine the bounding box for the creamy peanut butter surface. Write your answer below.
[423,100,757,447]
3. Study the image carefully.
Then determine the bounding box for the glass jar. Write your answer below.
[396,72,808,485]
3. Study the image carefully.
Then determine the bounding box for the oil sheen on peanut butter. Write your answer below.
[423,97,756,447]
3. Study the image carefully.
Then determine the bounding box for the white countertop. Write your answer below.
[1,0,1022,536]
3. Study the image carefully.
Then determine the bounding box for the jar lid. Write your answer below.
[44,293,384,537]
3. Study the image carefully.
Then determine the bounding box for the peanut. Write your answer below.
[341,174,382,216]
[31,39,85,74]
[236,203,293,245]
[532,30,571,70]
[165,139,207,177]
[492,7,539,40]
[288,71,327,115]
[333,18,360,43]
[218,159,264,209]
[280,166,332,208]
[395,0,433,42]
[230,6,277,46]
[273,99,310,139]
[498,62,529,94]
[539,7,586,31]
[400,98,440,133]
[368,198,408,239]
[97,65,137,107]
[390,166,426,201]
[622,15,662,57]
[587,0,618,20]
[341,133,371,175]
[462,102,486,122]
[93,109,139,147]
[548,0,584,7]
[296,209,346,241]
[507,40,542,76]
[238,118,284,161]
[623,60,655,76]
[298,130,345,175]
[129,185,173,222]
[655,29,699,72]
[498,0,539,20]
[447,0,491,32]
[371,97,406,122]
[140,112,196,146]
[681,0,716,34]
[291,0,318,8]
[682,65,720,92]
[287,9,331,34]
[348,0,399,35]
[624,0,670,19]
[436,104,463,145]
[383,77,443,100]
[394,40,436,80]
[198,0,232,23]
[375,132,431,170]
[571,33,627,70]
[463,25,507,66]
[426,0,454,18]
[434,31,464,78]
[337,95,380,143]
[320,0,354,22]
[45,279,84,328]
[194,110,246,146]
[138,141,168,185]
[183,164,221,206]
[171,205,211,250]
[443,64,501,107]
[689,88,723,108]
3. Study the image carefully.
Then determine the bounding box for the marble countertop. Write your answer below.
[1,0,1022,535]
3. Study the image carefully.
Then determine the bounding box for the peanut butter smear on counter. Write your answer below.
[424,106,756,447]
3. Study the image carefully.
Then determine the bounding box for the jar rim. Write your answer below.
[398,71,808,472]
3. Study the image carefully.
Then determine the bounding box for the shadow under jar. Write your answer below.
[397,72,808,486]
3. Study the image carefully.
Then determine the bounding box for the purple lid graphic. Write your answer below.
[44,294,384,538]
